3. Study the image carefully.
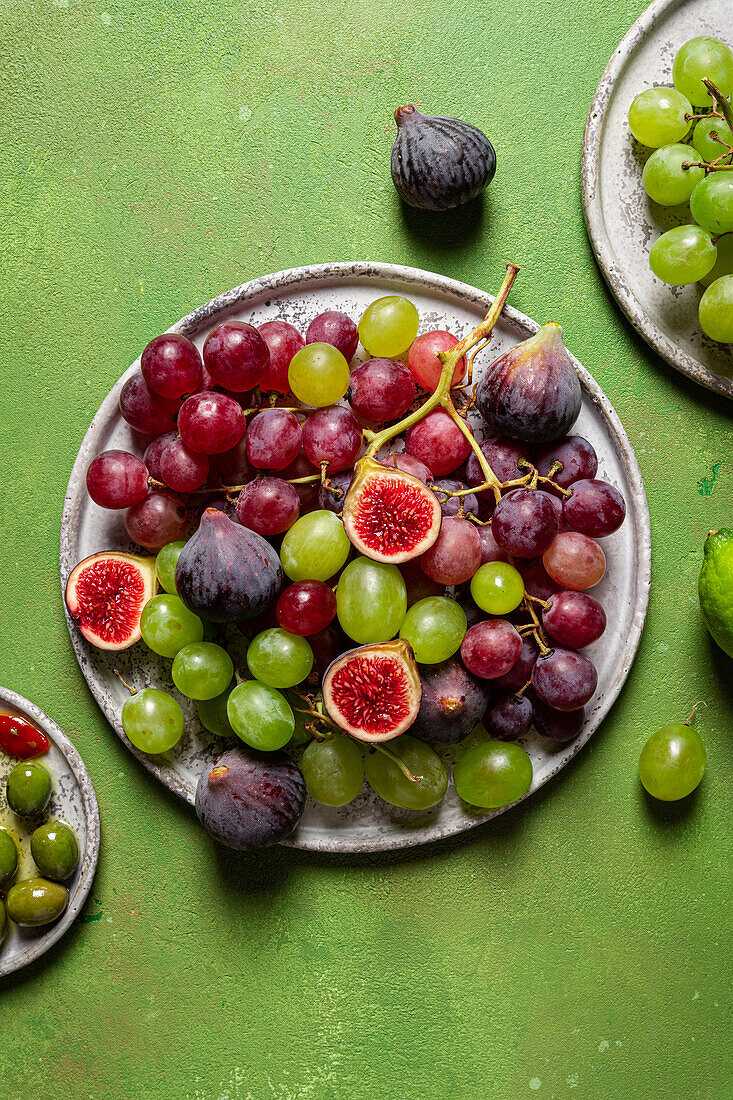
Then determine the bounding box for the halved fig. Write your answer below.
[65,551,156,650]
[342,456,441,564]
[322,639,421,743]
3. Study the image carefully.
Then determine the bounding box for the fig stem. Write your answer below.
[374,743,423,784]
[113,669,137,696]
[684,701,706,727]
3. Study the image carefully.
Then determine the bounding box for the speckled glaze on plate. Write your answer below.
[0,687,100,977]
[582,0,733,398]
[60,262,651,853]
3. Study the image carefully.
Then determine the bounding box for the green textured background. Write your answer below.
[0,1,731,1097]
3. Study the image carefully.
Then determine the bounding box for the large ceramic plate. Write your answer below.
[0,687,100,977]
[582,0,733,398]
[60,262,651,853]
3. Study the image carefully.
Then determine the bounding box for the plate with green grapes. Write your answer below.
[60,261,651,853]
[582,0,733,397]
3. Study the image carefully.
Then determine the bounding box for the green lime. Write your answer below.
[698,528,733,658]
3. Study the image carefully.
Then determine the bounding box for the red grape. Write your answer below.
[535,435,598,493]
[485,693,533,740]
[86,450,149,509]
[348,358,416,423]
[433,479,479,518]
[519,558,560,601]
[178,392,246,455]
[280,451,320,512]
[492,488,559,557]
[258,320,304,393]
[211,435,253,486]
[542,590,606,649]
[543,533,606,590]
[143,431,178,481]
[141,333,202,399]
[407,330,466,391]
[405,409,471,475]
[246,409,303,471]
[532,648,597,711]
[532,699,584,743]
[159,438,210,492]
[477,525,511,565]
[305,311,358,361]
[420,517,481,585]
[125,490,187,549]
[119,373,180,435]
[461,619,523,679]
[203,321,268,392]
[563,479,626,538]
[308,625,350,679]
[236,477,300,535]
[493,638,538,691]
[318,468,353,513]
[466,436,531,493]
[380,453,433,483]
[302,406,362,472]
[276,580,337,636]
[399,557,444,607]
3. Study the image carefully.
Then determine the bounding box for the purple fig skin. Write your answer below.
[175,507,283,622]
[409,657,490,744]
[391,105,496,211]
[195,747,306,850]
[475,323,582,444]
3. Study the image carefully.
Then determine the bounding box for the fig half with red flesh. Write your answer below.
[342,456,441,564]
[65,551,156,650]
[322,639,421,743]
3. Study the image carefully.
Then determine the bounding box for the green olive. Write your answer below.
[0,898,7,944]
[31,821,79,881]
[6,761,52,816]
[0,826,19,884]
[6,878,68,926]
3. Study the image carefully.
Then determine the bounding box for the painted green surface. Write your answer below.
[0,1,731,1097]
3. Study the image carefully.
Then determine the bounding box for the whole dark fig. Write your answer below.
[391,105,496,211]
[195,747,306,849]
[410,657,490,744]
[175,507,282,622]
[475,323,582,444]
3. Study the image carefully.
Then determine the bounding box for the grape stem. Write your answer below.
[684,701,706,727]
[113,669,137,696]
[373,743,423,783]
[703,80,733,137]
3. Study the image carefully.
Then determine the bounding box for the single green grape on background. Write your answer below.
[155,540,186,594]
[280,510,350,582]
[226,680,295,751]
[399,595,466,663]
[690,173,733,235]
[140,593,204,658]
[470,561,525,615]
[288,343,350,406]
[172,642,234,700]
[454,740,533,809]
[699,275,733,343]
[649,224,717,285]
[301,734,365,807]
[358,296,419,357]
[693,117,733,165]
[121,688,184,754]
[364,735,448,810]
[672,35,733,107]
[337,556,407,643]
[246,627,314,688]
[638,722,706,801]
[628,87,692,147]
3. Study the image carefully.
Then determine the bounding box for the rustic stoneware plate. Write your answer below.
[582,0,733,398]
[0,687,100,977]
[60,262,651,853]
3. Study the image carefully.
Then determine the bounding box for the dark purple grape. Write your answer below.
[533,699,584,743]
[86,450,149,509]
[280,452,320,513]
[477,525,510,565]
[466,436,531,493]
[308,625,351,680]
[493,639,538,692]
[258,320,304,393]
[143,431,178,482]
[532,648,597,711]
[399,557,444,607]
[302,405,362,473]
[119,373,180,435]
[246,409,302,471]
[203,321,269,392]
[535,435,598,494]
[236,478,300,535]
[141,333,202,399]
[125,490,188,550]
[432,478,478,518]
[178,392,246,455]
[159,439,210,492]
[211,435,253,487]
[318,468,353,513]
[276,580,337,636]
[492,488,559,558]
[460,619,523,680]
[484,693,533,740]
[563,479,626,538]
[542,591,606,649]
[519,558,561,601]
[349,358,416,422]
[305,311,358,361]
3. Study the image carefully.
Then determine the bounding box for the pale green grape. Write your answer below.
[699,275,733,342]
[280,510,350,582]
[641,143,705,205]
[700,233,733,287]
[638,722,706,800]
[690,173,733,234]
[336,556,407,643]
[454,740,533,808]
[197,685,236,737]
[628,87,692,147]
[649,225,717,284]
[155,540,186,594]
[246,628,314,688]
[673,36,733,107]
[364,736,447,809]
[693,117,733,164]
[301,734,364,806]
[288,343,350,406]
[172,642,234,700]
[122,688,184,754]
[226,681,295,750]
[470,562,525,615]
[358,296,419,357]
[399,596,466,663]
[140,593,204,658]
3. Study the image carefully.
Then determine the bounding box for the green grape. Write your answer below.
[172,642,234,700]
[227,680,294,750]
[286,695,314,746]
[693,117,733,164]
[246,628,314,688]
[155,540,186,594]
[280,510,350,582]
[337,557,407,643]
[641,143,705,205]
[121,688,184,753]
[140,593,204,658]
[301,734,364,806]
[690,173,733,234]
[364,735,448,810]
[700,232,733,287]
[358,296,420,357]
[649,225,717,285]
[627,87,692,147]
[288,343,350,406]
[399,596,466,663]
[638,722,706,800]
[699,275,733,342]
[454,740,533,809]
[673,36,733,107]
[197,685,236,737]
[470,562,525,615]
